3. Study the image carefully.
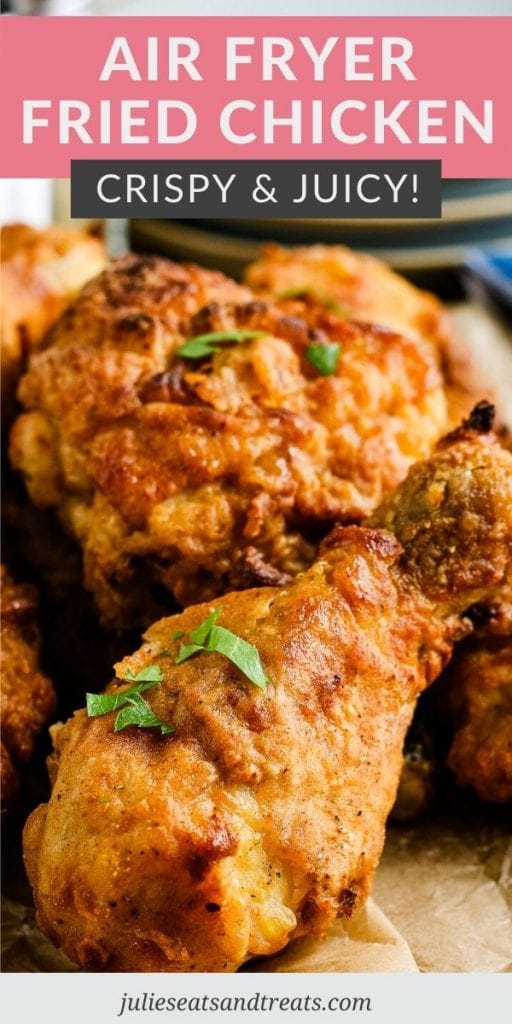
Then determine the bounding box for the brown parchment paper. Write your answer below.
[251,900,418,973]
[373,808,512,973]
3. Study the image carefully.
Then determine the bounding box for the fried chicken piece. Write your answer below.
[246,243,490,426]
[1,567,55,815]
[423,541,512,806]
[23,422,512,971]
[445,637,512,803]
[438,572,512,805]
[369,403,512,807]
[248,247,507,809]
[10,254,445,626]
[246,243,448,343]
[1,223,106,422]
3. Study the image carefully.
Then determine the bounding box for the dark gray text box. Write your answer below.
[71,160,441,219]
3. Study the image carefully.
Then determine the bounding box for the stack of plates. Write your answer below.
[130,179,512,293]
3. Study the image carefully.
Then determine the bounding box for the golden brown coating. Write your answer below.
[367,406,512,614]
[245,243,488,426]
[23,426,512,971]
[1,566,55,814]
[10,254,445,626]
[446,637,512,803]
[370,404,512,807]
[428,514,512,807]
[1,223,106,420]
[246,243,449,345]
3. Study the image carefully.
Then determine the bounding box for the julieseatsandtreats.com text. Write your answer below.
[116,991,373,1016]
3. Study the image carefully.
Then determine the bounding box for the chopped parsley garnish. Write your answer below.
[279,287,351,319]
[175,642,205,663]
[305,341,341,377]
[124,665,163,683]
[176,330,266,359]
[113,692,173,734]
[86,665,172,735]
[189,608,219,645]
[323,299,351,318]
[175,607,269,690]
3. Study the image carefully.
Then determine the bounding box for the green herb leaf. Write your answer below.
[305,341,341,377]
[279,288,350,319]
[177,331,266,360]
[86,691,121,717]
[175,642,206,664]
[170,630,185,640]
[86,664,172,735]
[175,607,221,663]
[190,607,221,646]
[205,625,269,690]
[174,608,269,689]
[114,692,173,735]
[123,665,164,683]
[278,286,311,301]
[322,298,351,318]
[86,679,159,717]
[160,648,172,657]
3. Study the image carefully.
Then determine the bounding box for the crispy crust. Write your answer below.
[246,243,450,345]
[367,423,512,612]
[1,223,106,420]
[1,566,55,814]
[23,429,512,971]
[446,637,512,803]
[247,249,510,806]
[245,243,490,427]
[21,528,436,971]
[10,255,445,626]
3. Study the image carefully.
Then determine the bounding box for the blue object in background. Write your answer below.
[463,251,512,322]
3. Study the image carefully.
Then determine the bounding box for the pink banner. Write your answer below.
[1,16,510,178]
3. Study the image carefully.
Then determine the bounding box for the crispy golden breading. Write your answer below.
[245,243,488,426]
[10,254,445,626]
[1,566,55,814]
[369,404,512,807]
[246,243,449,344]
[23,425,512,971]
[247,247,508,807]
[1,223,106,420]
[446,637,512,803]
[431,520,512,807]
[367,406,512,608]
